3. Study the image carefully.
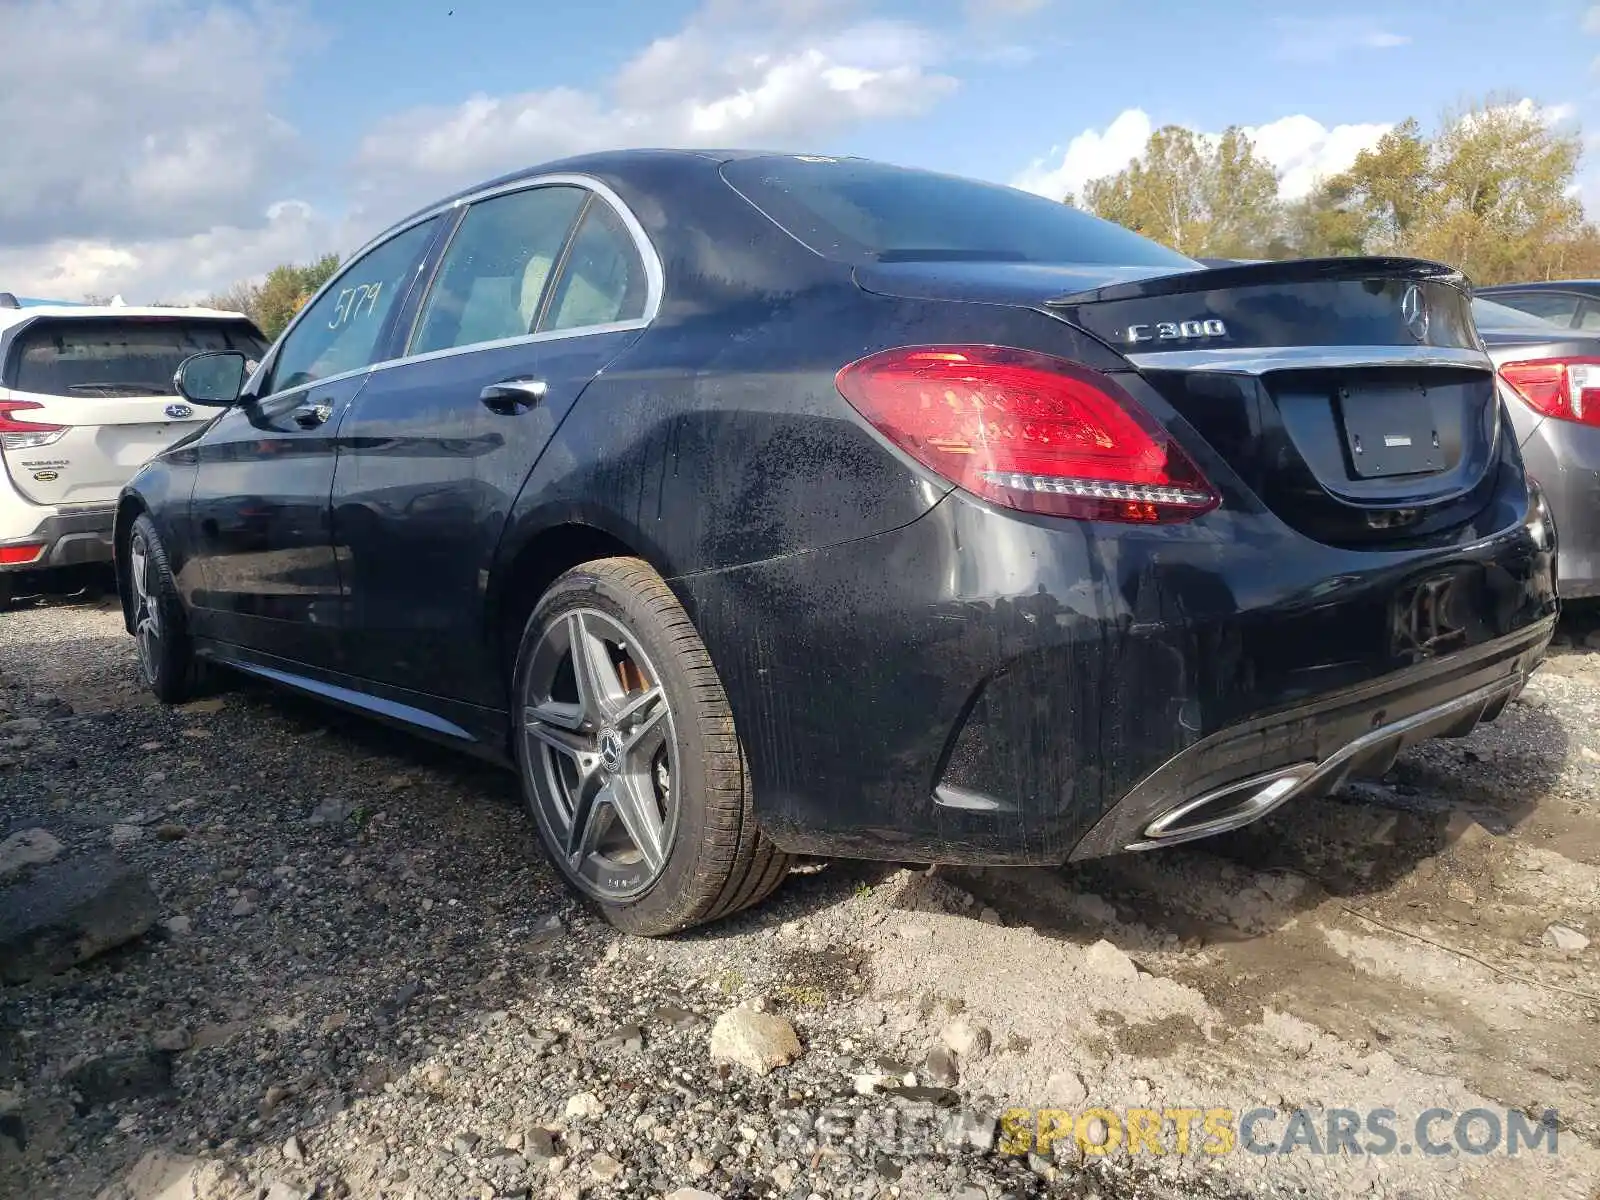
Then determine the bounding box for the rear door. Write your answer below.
[0,316,266,506]
[331,181,656,706]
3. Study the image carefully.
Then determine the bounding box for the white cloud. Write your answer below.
[1272,17,1410,64]
[1011,110,1392,204]
[1010,109,1154,201]
[2,0,954,303]
[1242,116,1392,200]
[0,0,310,248]
[352,6,956,222]
[0,202,343,305]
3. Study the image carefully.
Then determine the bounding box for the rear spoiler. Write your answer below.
[1047,256,1468,306]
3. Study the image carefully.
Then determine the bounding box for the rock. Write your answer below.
[922,1047,959,1087]
[524,1126,559,1159]
[665,1190,722,1200]
[977,907,1002,926]
[0,855,159,983]
[176,697,225,716]
[1546,923,1590,953]
[685,1153,714,1178]
[229,897,256,918]
[161,915,192,936]
[0,828,63,879]
[109,824,144,847]
[564,1091,603,1120]
[282,1135,305,1163]
[63,1048,173,1112]
[708,1006,802,1076]
[597,1023,644,1053]
[261,1084,291,1115]
[307,797,352,826]
[451,1131,481,1156]
[152,1027,191,1053]
[1044,1069,1088,1106]
[938,1017,991,1060]
[92,1149,250,1200]
[651,1004,707,1031]
[154,824,187,842]
[589,1152,624,1182]
[263,1182,311,1200]
[1,718,43,735]
[1082,938,1139,982]
[952,1186,987,1200]
[853,1073,889,1095]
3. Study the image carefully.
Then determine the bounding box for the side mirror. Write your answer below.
[173,351,247,407]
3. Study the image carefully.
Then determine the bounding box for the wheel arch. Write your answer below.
[488,513,677,705]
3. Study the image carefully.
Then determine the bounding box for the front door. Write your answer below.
[331,183,654,707]
[187,216,442,669]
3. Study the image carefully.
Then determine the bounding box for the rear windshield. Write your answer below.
[7,318,268,397]
[721,155,1196,269]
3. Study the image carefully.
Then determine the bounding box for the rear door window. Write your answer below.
[721,154,1195,268]
[409,186,588,355]
[8,319,267,397]
[1486,291,1581,326]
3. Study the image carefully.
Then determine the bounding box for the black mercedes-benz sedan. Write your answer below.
[115,151,1558,934]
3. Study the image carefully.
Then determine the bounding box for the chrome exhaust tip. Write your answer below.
[1126,763,1319,851]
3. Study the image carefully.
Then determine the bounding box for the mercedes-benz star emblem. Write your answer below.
[1400,283,1429,343]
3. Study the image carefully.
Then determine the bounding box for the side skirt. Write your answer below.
[193,638,513,766]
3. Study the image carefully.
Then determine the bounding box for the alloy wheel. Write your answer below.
[519,607,679,902]
[128,532,161,682]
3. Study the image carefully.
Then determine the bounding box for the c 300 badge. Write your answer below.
[1125,318,1228,343]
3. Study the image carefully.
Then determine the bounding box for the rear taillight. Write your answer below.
[835,345,1218,524]
[1498,357,1600,427]
[0,543,45,566]
[0,400,67,451]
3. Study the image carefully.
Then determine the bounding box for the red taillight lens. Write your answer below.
[0,544,45,566]
[835,345,1218,524]
[1498,357,1600,427]
[0,400,64,434]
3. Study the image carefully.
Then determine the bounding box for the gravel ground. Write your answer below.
[1,589,1598,1200]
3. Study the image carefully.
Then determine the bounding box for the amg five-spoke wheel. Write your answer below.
[128,529,162,682]
[513,557,791,935]
[522,608,678,900]
[123,513,200,703]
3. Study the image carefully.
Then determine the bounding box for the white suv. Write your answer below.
[0,294,267,606]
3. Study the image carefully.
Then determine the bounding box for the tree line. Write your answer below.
[1074,94,1600,283]
[202,254,341,339]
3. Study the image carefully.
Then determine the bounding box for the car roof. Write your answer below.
[0,302,253,334]
[367,147,845,246]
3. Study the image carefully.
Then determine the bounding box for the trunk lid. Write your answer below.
[1,315,266,506]
[857,256,1497,547]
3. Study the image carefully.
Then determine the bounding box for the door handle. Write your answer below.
[480,378,547,415]
[293,402,333,429]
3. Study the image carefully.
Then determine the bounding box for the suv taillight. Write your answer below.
[1498,357,1600,427]
[834,345,1218,524]
[0,400,68,450]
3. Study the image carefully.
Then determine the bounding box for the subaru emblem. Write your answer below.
[1400,284,1429,343]
[165,403,193,420]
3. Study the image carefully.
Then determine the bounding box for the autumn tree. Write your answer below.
[204,253,340,339]
[1083,126,1280,258]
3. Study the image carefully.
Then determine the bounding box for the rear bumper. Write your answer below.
[0,504,116,573]
[1069,616,1551,859]
[1520,417,1600,598]
[674,481,1558,866]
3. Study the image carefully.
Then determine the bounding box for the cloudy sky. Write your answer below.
[3,0,1599,302]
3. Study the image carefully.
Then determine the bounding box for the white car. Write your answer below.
[0,294,267,606]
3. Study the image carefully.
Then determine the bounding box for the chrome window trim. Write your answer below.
[243,172,664,401]
[1123,345,1494,374]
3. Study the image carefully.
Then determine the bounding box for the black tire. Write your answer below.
[512,557,791,935]
[127,514,202,704]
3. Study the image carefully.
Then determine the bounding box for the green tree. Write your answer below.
[205,253,339,339]
[1081,125,1281,257]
